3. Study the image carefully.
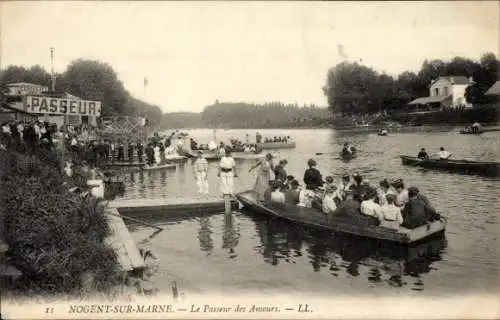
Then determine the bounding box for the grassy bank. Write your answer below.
[0,146,122,297]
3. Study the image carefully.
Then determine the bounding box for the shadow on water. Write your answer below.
[243,208,447,291]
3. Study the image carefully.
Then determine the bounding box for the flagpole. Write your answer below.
[143,77,147,143]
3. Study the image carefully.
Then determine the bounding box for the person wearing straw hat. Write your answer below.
[249,153,275,201]
[194,150,209,195]
[218,149,237,197]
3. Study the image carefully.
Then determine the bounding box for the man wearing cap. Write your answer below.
[218,149,237,197]
[194,150,209,195]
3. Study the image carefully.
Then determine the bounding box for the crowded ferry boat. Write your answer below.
[247,154,441,231]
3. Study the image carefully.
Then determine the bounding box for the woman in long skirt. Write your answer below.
[249,153,275,201]
[153,144,161,165]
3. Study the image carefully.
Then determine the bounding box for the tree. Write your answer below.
[323,61,380,115]
[61,59,128,116]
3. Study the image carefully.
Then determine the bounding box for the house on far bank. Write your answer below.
[408,76,475,112]
[485,81,500,96]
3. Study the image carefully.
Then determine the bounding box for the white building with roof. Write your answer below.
[408,76,475,110]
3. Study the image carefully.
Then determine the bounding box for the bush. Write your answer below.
[0,149,120,294]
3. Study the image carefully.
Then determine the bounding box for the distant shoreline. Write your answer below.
[159,124,500,132]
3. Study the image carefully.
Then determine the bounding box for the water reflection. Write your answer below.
[222,214,240,259]
[248,209,447,290]
[197,216,214,255]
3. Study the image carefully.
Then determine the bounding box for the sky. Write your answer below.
[1,1,498,112]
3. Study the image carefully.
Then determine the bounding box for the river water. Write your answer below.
[117,128,499,297]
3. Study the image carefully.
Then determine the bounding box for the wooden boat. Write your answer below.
[103,162,146,168]
[400,155,500,177]
[236,191,446,244]
[163,154,188,164]
[142,163,176,171]
[259,141,296,150]
[378,130,388,136]
[340,150,357,160]
[459,128,484,135]
[190,151,265,161]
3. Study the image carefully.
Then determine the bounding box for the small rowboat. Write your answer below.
[142,163,176,171]
[188,150,265,161]
[400,155,500,177]
[259,141,296,150]
[163,154,188,163]
[340,150,357,160]
[459,129,484,135]
[378,130,388,136]
[236,191,446,244]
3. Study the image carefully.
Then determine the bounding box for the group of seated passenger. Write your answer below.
[263,136,291,143]
[417,146,452,160]
[193,140,262,154]
[261,158,441,230]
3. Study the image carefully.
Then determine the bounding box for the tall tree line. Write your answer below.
[200,101,331,128]
[323,53,500,116]
[0,59,163,125]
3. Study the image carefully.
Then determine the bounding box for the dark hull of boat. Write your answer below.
[340,151,357,160]
[163,155,188,163]
[259,142,296,150]
[400,155,500,177]
[459,130,483,135]
[142,163,176,171]
[103,162,145,167]
[235,191,446,244]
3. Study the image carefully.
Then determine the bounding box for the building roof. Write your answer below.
[408,95,452,105]
[6,82,47,87]
[430,76,471,87]
[485,81,500,96]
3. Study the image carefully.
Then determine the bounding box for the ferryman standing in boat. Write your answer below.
[249,153,275,201]
[218,149,238,197]
[256,132,262,144]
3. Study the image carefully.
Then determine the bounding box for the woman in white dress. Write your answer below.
[153,144,161,165]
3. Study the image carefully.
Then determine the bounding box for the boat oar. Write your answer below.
[315,152,334,156]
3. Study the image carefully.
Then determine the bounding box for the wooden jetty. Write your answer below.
[109,196,239,217]
[104,196,239,272]
[105,208,146,272]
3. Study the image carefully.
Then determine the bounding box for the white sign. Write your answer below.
[25,96,101,117]
[7,84,48,96]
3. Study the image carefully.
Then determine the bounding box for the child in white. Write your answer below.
[270,184,285,204]
[298,189,315,208]
[380,194,404,229]
[322,185,337,214]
